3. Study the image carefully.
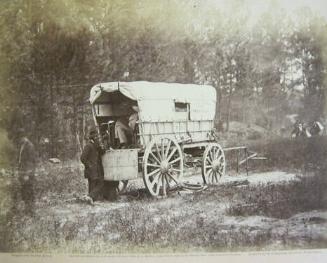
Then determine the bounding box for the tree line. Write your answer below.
[0,0,326,164]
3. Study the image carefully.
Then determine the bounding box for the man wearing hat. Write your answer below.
[114,104,139,148]
[16,128,37,216]
[80,128,104,202]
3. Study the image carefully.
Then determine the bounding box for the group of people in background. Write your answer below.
[291,119,324,138]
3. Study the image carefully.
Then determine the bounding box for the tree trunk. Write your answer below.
[226,90,232,132]
[49,83,55,157]
[226,71,233,132]
[82,103,86,149]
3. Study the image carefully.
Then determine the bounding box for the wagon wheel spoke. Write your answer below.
[167,147,177,162]
[209,149,214,162]
[146,163,161,168]
[205,155,212,165]
[212,147,217,160]
[150,172,161,186]
[153,174,162,195]
[209,170,213,183]
[168,171,180,185]
[155,142,162,161]
[150,152,161,165]
[162,172,166,196]
[169,157,181,165]
[214,148,219,159]
[213,171,218,183]
[218,159,225,170]
[164,174,171,190]
[147,168,160,178]
[165,139,172,158]
[217,149,223,160]
[213,171,218,182]
[208,170,214,183]
[208,149,215,162]
[161,138,165,161]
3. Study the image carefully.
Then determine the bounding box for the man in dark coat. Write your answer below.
[80,128,104,202]
[16,128,37,216]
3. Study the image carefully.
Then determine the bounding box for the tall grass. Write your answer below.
[227,168,327,218]
[249,136,327,171]
[1,138,327,253]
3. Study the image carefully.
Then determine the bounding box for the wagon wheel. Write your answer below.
[117,180,128,194]
[201,143,225,184]
[143,137,183,197]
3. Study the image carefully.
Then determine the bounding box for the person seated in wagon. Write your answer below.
[114,104,139,148]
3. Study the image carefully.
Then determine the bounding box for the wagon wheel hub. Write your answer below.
[160,160,171,174]
[212,160,221,172]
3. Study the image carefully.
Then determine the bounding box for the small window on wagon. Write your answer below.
[174,102,188,112]
[174,102,190,120]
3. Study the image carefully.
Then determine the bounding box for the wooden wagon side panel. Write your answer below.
[102,149,139,181]
[138,120,214,145]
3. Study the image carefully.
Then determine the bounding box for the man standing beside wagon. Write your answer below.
[80,128,105,203]
[81,128,120,203]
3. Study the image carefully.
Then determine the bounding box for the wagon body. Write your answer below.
[90,81,217,146]
[89,81,225,196]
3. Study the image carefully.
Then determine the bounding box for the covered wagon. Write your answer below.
[89,81,226,196]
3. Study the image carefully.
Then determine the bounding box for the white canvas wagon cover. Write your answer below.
[90,81,216,121]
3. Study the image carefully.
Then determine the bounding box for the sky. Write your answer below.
[276,0,327,19]
[206,0,327,21]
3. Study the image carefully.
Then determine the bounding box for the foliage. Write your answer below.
[0,0,326,161]
[227,167,327,219]
[249,136,327,171]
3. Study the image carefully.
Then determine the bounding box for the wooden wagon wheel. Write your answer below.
[201,143,225,184]
[143,137,183,197]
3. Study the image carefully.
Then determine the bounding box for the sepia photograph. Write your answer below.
[0,0,327,260]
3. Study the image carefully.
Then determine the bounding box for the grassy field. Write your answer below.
[0,137,327,253]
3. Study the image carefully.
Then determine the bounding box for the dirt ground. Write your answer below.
[5,168,326,253]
